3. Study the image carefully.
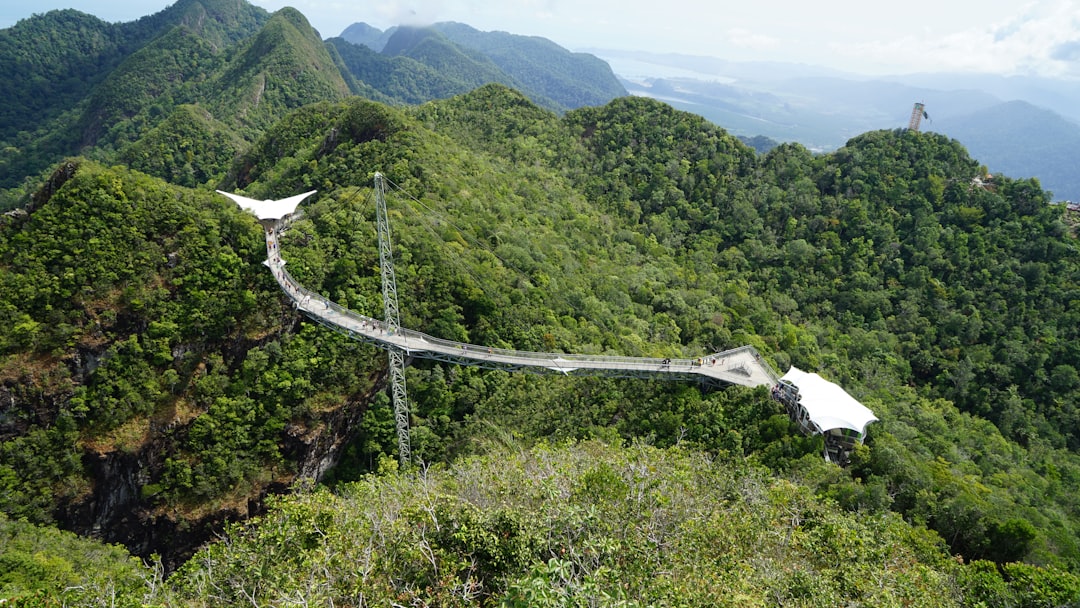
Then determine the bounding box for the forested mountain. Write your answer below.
[328,36,469,105]
[601,50,1080,201]
[339,21,627,110]
[2,84,1080,604]
[430,22,628,109]
[330,26,528,108]
[339,21,394,51]
[0,0,280,195]
[0,3,623,206]
[2,3,1080,606]
[0,0,268,145]
[0,9,129,144]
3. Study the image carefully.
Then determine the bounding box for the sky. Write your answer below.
[3,0,1080,78]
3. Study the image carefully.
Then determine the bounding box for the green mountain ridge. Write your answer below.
[0,5,626,202]
[0,0,266,145]
[430,21,631,108]
[382,26,524,100]
[339,20,627,111]
[0,9,124,143]
[0,0,274,193]
[209,7,351,132]
[327,37,462,104]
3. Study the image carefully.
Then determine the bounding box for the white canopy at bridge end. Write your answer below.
[780,366,877,436]
[218,190,317,220]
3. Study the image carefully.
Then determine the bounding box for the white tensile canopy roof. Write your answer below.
[217,190,317,220]
[781,366,878,435]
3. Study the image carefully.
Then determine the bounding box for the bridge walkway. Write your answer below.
[263,231,778,389]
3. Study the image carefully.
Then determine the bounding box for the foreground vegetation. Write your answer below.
[5,441,1079,606]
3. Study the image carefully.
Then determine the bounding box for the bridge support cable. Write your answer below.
[375,172,411,466]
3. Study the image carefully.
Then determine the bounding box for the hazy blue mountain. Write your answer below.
[430,22,626,109]
[607,50,1004,151]
[340,21,626,111]
[737,134,779,154]
[339,21,394,51]
[617,75,930,151]
[937,100,1080,201]
[893,72,1080,126]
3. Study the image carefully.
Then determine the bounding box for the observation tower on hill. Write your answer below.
[908,102,928,132]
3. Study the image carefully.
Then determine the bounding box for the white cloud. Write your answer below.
[726,28,781,51]
[4,0,1079,79]
[837,0,1080,77]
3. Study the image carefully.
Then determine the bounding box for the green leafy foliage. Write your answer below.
[120,104,245,188]
[0,160,384,535]
[2,443,1075,606]
[0,512,154,605]
[160,441,1078,606]
[0,10,127,144]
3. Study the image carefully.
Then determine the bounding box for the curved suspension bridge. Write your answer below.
[266,254,779,389]
[221,174,874,466]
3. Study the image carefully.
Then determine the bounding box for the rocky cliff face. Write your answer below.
[0,159,394,570]
[54,361,384,571]
[0,305,384,570]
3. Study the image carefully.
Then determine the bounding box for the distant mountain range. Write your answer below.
[337,22,625,111]
[0,3,625,198]
[592,49,1080,201]
[3,1,1075,201]
[942,100,1080,202]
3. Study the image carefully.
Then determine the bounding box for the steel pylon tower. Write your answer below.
[374,172,411,466]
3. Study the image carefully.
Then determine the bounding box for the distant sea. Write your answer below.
[591,54,737,84]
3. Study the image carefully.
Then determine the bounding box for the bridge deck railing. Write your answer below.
[270,255,779,384]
